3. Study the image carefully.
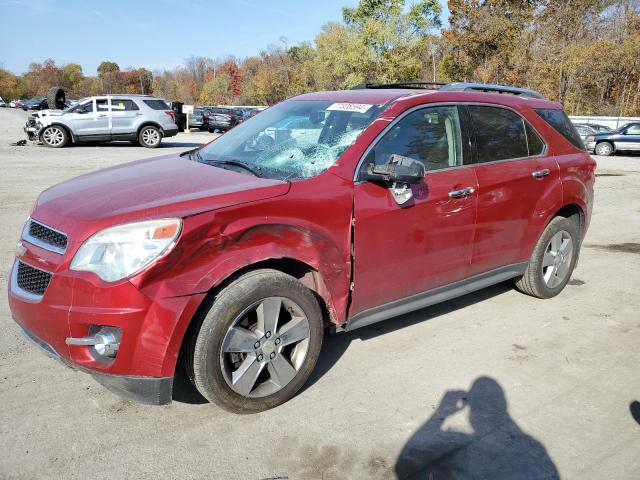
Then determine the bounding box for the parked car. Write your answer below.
[0,96,6,107]
[187,108,205,130]
[9,82,595,412]
[574,124,597,147]
[573,122,611,133]
[23,95,178,148]
[203,107,243,132]
[22,97,48,111]
[591,122,640,156]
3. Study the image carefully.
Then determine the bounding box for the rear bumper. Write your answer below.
[19,323,173,404]
[163,127,178,138]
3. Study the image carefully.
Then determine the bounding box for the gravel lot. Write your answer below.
[0,107,639,479]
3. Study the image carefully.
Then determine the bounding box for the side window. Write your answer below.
[96,99,109,113]
[468,106,529,162]
[626,124,640,134]
[526,123,545,156]
[535,108,584,150]
[110,99,140,111]
[78,101,93,113]
[363,106,464,174]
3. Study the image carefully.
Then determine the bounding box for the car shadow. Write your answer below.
[631,401,640,425]
[301,281,514,394]
[395,376,560,479]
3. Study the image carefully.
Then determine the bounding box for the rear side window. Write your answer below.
[111,99,139,111]
[364,105,464,172]
[626,124,640,134]
[468,106,529,162]
[535,108,584,149]
[526,123,545,156]
[143,99,170,110]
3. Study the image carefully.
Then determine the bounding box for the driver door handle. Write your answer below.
[448,187,475,199]
[532,168,550,178]
[98,114,108,118]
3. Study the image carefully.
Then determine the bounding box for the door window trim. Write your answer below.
[354,101,548,183]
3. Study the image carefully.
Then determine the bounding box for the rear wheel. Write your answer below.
[187,269,323,413]
[514,216,580,298]
[40,125,68,148]
[138,126,162,148]
[594,141,614,156]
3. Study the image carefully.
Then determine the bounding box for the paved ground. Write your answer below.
[0,107,639,479]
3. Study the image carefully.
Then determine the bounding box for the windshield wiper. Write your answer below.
[209,159,263,177]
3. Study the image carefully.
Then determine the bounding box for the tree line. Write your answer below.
[1,0,638,116]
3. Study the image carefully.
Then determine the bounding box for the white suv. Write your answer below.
[24,95,179,148]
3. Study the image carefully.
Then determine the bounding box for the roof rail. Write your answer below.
[439,82,544,99]
[351,81,545,99]
[352,81,447,90]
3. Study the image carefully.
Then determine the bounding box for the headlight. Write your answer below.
[585,135,595,142]
[70,218,182,282]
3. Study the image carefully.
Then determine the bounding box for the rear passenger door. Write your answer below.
[466,105,561,276]
[110,98,141,139]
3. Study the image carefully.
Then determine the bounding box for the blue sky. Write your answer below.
[0,0,448,75]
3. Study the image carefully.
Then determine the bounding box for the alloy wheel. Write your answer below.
[220,296,311,398]
[141,128,160,146]
[541,230,573,288]
[43,127,64,146]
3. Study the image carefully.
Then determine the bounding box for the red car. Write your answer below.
[9,82,595,412]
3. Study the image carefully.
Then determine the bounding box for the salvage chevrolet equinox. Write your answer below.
[9,82,595,413]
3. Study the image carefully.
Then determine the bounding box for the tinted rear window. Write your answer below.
[468,106,529,162]
[535,109,584,149]
[143,99,170,110]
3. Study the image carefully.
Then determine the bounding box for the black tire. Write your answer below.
[187,269,324,413]
[40,125,69,148]
[138,125,162,148]
[514,216,580,298]
[46,87,66,110]
[594,141,614,156]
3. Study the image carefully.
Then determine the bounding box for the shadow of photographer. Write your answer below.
[395,376,559,480]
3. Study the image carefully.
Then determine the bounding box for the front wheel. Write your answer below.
[594,141,614,156]
[187,269,324,413]
[514,216,580,298]
[138,126,162,148]
[40,125,68,148]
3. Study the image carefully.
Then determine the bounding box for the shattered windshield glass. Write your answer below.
[193,100,383,180]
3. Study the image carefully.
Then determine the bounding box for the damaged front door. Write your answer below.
[349,105,478,317]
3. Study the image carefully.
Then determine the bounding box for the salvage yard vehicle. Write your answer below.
[24,94,178,148]
[9,82,595,412]
[591,122,640,156]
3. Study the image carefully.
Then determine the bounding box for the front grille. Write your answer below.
[16,261,52,296]
[28,220,68,251]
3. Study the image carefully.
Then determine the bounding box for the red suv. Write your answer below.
[9,82,595,412]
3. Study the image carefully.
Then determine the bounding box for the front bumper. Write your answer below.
[585,141,596,152]
[19,324,173,404]
[9,241,205,404]
[24,117,42,141]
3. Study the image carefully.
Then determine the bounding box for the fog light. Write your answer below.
[66,326,121,359]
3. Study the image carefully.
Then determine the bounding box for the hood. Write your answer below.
[32,153,290,241]
[33,109,64,118]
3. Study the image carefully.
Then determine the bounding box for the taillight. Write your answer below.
[165,111,175,122]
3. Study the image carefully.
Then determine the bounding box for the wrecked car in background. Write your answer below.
[24,94,178,148]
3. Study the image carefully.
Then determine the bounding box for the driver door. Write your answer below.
[350,105,478,317]
[71,97,111,139]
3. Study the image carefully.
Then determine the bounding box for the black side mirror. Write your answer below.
[362,154,425,185]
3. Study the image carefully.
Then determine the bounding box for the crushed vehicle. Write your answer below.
[24,94,178,148]
[9,82,595,413]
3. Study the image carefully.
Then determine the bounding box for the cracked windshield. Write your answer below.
[192,100,383,180]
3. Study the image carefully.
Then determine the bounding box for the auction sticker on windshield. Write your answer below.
[326,102,373,113]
